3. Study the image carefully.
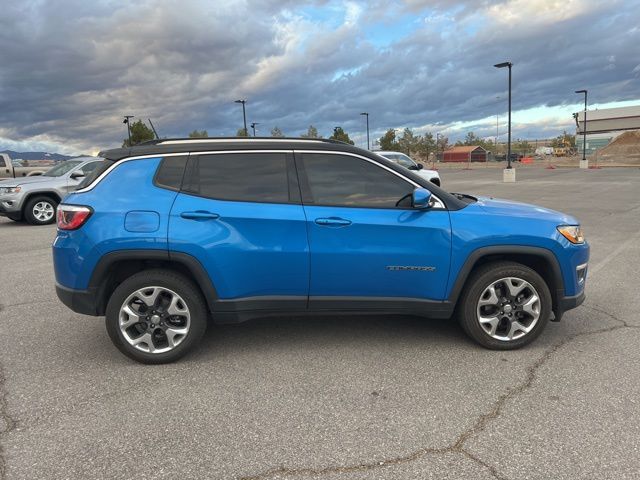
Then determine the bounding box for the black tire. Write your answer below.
[23,196,58,225]
[430,179,441,187]
[105,269,208,364]
[457,261,551,350]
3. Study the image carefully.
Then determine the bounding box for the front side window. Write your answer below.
[299,153,414,208]
[78,161,100,175]
[0,157,5,168]
[184,153,291,203]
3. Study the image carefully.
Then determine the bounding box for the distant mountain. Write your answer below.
[0,150,81,161]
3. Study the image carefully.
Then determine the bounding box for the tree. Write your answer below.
[515,139,532,155]
[300,125,321,138]
[397,128,419,155]
[271,126,284,137]
[328,127,354,145]
[417,132,436,158]
[378,129,399,150]
[122,120,155,147]
[237,128,249,137]
[188,129,208,138]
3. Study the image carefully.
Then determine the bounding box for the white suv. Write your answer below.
[376,151,441,186]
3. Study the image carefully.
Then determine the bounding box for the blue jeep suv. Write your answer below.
[53,138,589,363]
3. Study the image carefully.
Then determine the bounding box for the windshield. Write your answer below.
[382,153,416,169]
[43,161,83,177]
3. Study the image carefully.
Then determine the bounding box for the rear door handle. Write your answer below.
[315,217,352,227]
[180,211,220,220]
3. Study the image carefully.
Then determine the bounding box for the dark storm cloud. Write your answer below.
[0,0,638,153]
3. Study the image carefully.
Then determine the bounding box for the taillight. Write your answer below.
[57,205,93,230]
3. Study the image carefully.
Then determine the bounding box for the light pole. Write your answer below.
[360,112,370,150]
[250,122,259,137]
[494,61,514,182]
[436,132,440,163]
[123,115,134,146]
[234,99,247,136]
[575,89,588,168]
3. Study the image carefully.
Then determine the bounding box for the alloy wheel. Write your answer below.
[119,286,191,354]
[476,277,541,341]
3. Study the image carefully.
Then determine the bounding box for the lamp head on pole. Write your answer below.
[494,61,512,69]
[360,112,368,116]
[234,99,246,104]
[574,89,587,94]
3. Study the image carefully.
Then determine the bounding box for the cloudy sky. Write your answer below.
[1,0,639,154]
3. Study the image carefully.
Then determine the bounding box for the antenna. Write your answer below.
[148,118,160,139]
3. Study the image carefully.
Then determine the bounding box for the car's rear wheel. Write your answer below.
[457,262,551,349]
[105,270,207,364]
[24,196,58,225]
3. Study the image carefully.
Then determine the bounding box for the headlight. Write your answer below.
[0,186,21,194]
[557,225,585,244]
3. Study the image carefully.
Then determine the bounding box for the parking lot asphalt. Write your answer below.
[1,166,639,480]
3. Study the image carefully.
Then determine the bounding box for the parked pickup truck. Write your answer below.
[0,153,49,178]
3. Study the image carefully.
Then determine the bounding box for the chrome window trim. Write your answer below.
[293,149,445,209]
[74,148,445,209]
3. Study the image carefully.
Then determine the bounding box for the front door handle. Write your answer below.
[315,217,352,227]
[180,211,220,220]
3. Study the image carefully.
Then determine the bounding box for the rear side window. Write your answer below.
[155,156,188,190]
[183,153,292,203]
[0,156,6,168]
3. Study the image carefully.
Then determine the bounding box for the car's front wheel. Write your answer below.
[457,262,551,349]
[24,196,58,225]
[105,270,208,364]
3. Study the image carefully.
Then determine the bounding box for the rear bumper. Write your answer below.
[55,283,100,316]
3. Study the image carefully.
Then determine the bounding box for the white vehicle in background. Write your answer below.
[375,151,441,186]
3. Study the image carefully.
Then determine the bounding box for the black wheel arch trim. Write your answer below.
[88,249,219,315]
[448,245,565,309]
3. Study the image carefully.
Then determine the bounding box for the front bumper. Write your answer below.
[0,197,22,217]
[554,291,586,321]
[55,283,100,316]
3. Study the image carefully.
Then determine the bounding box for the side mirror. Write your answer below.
[70,171,85,179]
[412,187,432,209]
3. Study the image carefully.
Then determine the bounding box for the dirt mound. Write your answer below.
[599,130,640,156]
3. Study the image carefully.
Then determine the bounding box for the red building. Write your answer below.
[443,146,488,163]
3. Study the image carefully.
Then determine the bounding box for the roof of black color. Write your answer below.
[99,137,356,161]
[98,137,467,210]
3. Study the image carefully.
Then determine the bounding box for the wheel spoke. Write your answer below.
[131,332,155,352]
[120,305,141,328]
[508,321,531,339]
[137,287,162,308]
[165,327,188,348]
[166,295,186,316]
[478,284,500,307]
[505,278,527,297]
[522,295,540,317]
[478,315,500,336]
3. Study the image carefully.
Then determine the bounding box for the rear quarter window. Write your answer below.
[154,156,188,190]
